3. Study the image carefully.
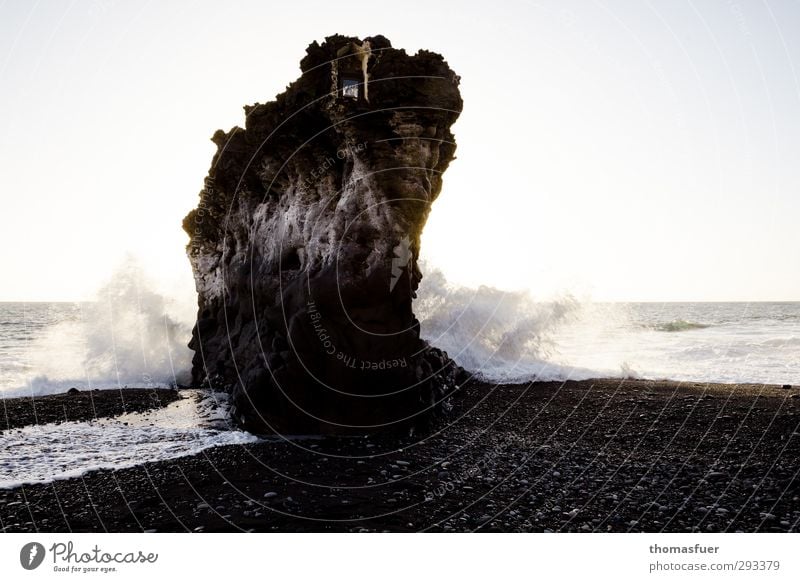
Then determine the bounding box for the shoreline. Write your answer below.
[0,388,181,431]
[1,378,798,532]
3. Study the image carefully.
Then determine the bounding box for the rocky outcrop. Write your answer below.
[183,35,463,434]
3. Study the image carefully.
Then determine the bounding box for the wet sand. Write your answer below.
[1,379,798,532]
[1,388,180,431]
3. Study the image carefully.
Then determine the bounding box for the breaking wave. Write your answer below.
[415,268,600,383]
[650,319,711,332]
[1,258,194,398]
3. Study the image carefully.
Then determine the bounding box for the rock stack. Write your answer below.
[183,35,463,434]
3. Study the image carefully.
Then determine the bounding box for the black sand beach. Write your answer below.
[1,379,798,532]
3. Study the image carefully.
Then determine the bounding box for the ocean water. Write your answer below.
[549,301,800,385]
[415,275,800,386]
[0,298,192,399]
[1,298,797,398]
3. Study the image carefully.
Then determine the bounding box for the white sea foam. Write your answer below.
[0,390,259,489]
[416,268,599,382]
[0,258,194,397]
[416,273,800,385]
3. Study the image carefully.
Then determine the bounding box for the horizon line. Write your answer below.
[0,298,798,304]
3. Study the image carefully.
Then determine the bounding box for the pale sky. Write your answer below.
[1,0,798,302]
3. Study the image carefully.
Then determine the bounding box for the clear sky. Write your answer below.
[1,0,798,302]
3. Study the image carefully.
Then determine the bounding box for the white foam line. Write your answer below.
[0,390,260,490]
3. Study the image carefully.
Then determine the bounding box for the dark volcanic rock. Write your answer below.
[183,35,463,434]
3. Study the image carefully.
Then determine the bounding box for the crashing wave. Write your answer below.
[651,319,711,332]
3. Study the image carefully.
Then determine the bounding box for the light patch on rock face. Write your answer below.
[190,248,224,300]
